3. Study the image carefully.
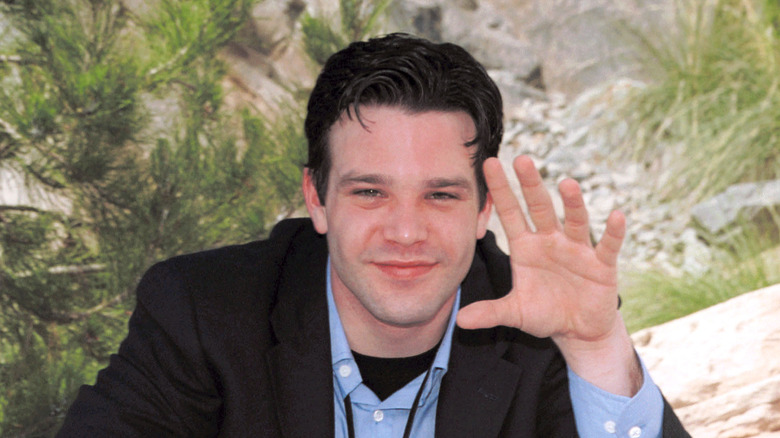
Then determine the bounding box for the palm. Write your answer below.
[458,156,625,343]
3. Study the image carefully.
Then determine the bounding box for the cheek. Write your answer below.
[327,206,379,250]
[435,215,479,256]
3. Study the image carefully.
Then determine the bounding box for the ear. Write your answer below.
[302,168,328,234]
[476,191,493,240]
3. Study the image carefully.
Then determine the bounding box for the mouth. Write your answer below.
[372,261,437,280]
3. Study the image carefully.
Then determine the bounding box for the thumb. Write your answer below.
[456,298,519,330]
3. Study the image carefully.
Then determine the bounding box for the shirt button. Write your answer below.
[338,364,352,378]
[373,409,384,422]
[629,426,642,438]
[604,420,616,433]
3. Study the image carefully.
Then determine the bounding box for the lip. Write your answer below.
[372,261,437,280]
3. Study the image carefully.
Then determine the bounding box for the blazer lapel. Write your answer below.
[435,329,523,438]
[265,225,335,438]
[266,319,334,438]
[435,236,522,438]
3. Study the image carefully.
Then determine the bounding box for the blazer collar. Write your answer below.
[435,239,523,438]
[266,222,335,438]
[265,221,521,438]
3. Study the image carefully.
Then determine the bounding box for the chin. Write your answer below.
[370,297,452,328]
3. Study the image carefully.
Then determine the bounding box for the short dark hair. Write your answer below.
[304,33,503,208]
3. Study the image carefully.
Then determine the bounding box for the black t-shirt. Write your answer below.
[351,344,439,401]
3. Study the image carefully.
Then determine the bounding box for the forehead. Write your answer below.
[327,106,478,175]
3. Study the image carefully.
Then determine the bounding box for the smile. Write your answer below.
[372,261,437,280]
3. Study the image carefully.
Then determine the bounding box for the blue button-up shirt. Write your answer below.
[326,259,664,437]
[327,261,457,437]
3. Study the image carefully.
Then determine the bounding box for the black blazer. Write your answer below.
[59,218,689,437]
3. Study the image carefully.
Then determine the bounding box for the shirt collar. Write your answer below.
[326,257,459,398]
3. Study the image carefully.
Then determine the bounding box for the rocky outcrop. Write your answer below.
[633,283,780,437]
[223,0,316,115]
[386,0,680,98]
[692,180,780,240]
[485,79,716,275]
[521,0,677,98]
[388,0,539,80]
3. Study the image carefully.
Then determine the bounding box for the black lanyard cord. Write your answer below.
[343,366,433,438]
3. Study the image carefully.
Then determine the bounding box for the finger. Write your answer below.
[456,297,520,331]
[514,156,561,233]
[559,178,591,245]
[595,210,626,267]
[484,157,529,240]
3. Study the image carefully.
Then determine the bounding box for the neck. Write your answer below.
[334,289,456,358]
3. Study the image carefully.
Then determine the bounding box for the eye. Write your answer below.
[353,188,383,198]
[428,191,459,200]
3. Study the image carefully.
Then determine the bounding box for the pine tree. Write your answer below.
[0,0,309,435]
[301,0,391,64]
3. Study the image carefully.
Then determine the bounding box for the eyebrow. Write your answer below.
[336,173,390,189]
[336,172,474,193]
[425,177,473,192]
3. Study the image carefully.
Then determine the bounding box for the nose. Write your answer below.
[383,199,428,246]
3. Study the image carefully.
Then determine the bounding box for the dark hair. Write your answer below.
[304,33,503,208]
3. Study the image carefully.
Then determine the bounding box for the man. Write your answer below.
[58,34,689,437]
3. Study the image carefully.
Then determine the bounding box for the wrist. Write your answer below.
[553,315,643,397]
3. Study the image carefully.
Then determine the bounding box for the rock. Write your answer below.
[388,1,445,41]
[388,0,539,78]
[237,0,306,56]
[488,70,548,111]
[0,164,72,214]
[691,180,780,237]
[679,228,711,275]
[221,0,316,116]
[486,75,717,273]
[524,0,676,98]
[633,283,780,437]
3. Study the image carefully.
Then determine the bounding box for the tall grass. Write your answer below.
[617,0,780,203]
[614,0,780,330]
[622,223,780,332]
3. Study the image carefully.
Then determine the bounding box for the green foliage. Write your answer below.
[0,345,99,437]
[765,0,780,33]
[0,0,313,435]
[301,0,391,64]
[242,106,307,213]
[301,12,348,65]
[142,0,250,87]
[622,216,780,333]
[615,0,780,202]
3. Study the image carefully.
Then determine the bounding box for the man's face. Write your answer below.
[303,105,492,333]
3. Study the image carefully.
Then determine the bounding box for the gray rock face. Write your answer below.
[691,180,780,236]
[486,78,715,275]
[388,0,539,78]
[524,0,677,97]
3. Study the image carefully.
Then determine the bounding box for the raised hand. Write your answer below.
[457,155,641,396]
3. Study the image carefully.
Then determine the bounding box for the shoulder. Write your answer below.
[136,218,325,315]
[152,217,319,275]
[146,218,320,283]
